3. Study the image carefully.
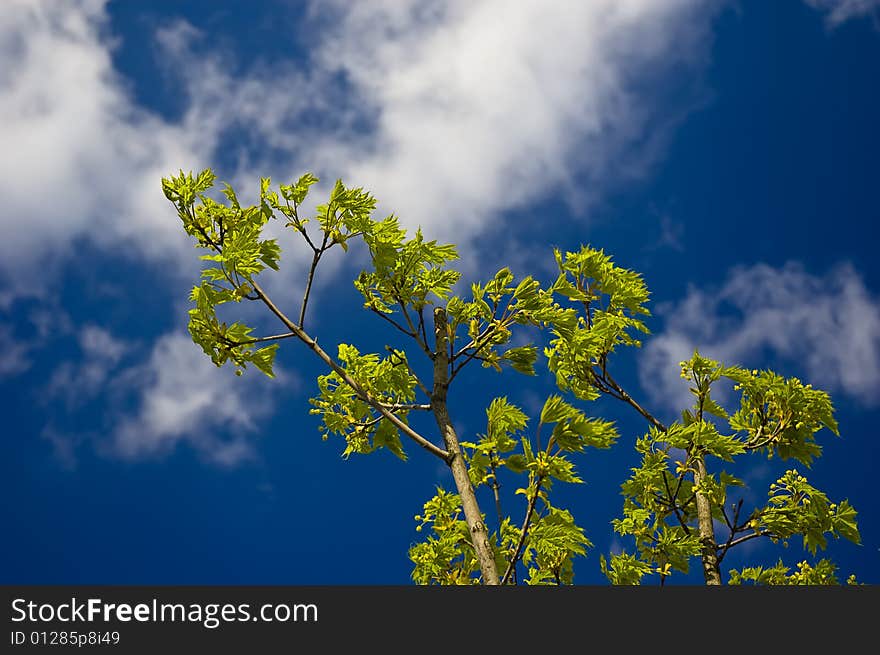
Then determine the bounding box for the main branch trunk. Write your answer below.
[693,454,722,585]
[432,308,500,585]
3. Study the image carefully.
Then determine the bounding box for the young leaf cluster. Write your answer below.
[309,345,418,459]
[162,170,283,376]
[605,351,860,585]
[545,246,651,402]
[442,267,576,379]
[409,488,513,585]
[729,558,858,585]
[164,168,866,586]
[411,395,618,584]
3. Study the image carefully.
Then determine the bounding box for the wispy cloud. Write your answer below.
[0,324,32,376]
[109,332,292,466]
[0,0,207,297]
[46,325,130,408]
[0,0,723,324]
[0,300,73,375]
[40,327,293,467]
[803,0,880,26]
[307,0,719,247]
[138,1,723,265]
[2,0,723,463]
[639,262,880,418]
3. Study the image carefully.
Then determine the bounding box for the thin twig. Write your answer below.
[500,477,545,585]
[286,199,320,251]
[720,504,734,532]
[449,317,515,382]
[716,500,745,564]
[418,307,429,353]
[722,530,771,550]
[384,346,432,399]
[489,451,505,534]
[299,250,323,329]
[397,299,431,356]
[661,471,692,535]
[679,491,698,511]
[371,307,416,339]
[602,370,667,432]
[223,331,297,347]
[743,435,777,451]
[378,403,432,411]
[453,324,495,359]
[248,277,451,462]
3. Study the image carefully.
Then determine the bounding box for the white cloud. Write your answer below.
[0,0,722,298]
[46,325,129,407]
[304,1,719,251]
[639,262,880,418]
[0,0,208,297]
[804,0,880,26]
[0,324,32,376]
[0,301,73,375]
[0,0,724,464]
[0,2,294,467]
[153,1,720,259]
[110,332,292,466]
[40,326,295,467]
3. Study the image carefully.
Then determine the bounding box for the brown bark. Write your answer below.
[432,307,501,585]
[693,453,722,585]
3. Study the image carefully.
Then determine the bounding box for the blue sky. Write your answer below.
[1,0,879,585]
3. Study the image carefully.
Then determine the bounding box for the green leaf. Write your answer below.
[729,558,847,585]
[702,396,729,420]
[830,500,860,544]
[409,488,482,585]
[249,345,279,378]
[504,454,528,473]
[309,344,418,459]
[600,552,653,585]
[754,469,860,555]
[524,507,591,585]
[500,345,538,375]
[543,454,582,484]
[289,173,319,205]
[552,416,619,452]
[540,395,578,425]
[728,369,839,465]
[486,397,528,451]
[690,420,745,462]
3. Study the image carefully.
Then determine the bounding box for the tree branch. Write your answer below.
[716,499,745,564]
[298,249,323,330]
[661,471,692,535]
[248,277,451,462]
[370,307,417,339]
[722,530,772,550]
[398,300,432,356]
[601,370,667,432]
[489,451,505,534]
[223,331,297,347]
[187,211,442,454]
[431,306,501,585]
[500,476,545,585]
